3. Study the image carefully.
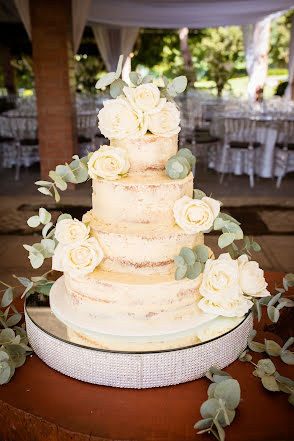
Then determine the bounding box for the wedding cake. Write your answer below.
[50,75,269,352]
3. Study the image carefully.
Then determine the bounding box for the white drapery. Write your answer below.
[286,13,294,99]
[91,25,139,79]
[242,18,271,100]
[14,0,31,39]
[13,0,89,54]
[88,0,294,28]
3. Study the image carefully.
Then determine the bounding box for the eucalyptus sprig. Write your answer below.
[35,154,90,202]
[251,273,294,323]
[160,75,188,102]
[194,366,241,441]
[239,349,294,406]
[95,55,128,98]
[165,148,196,179]
[24,211,73,270]
[245,330,294,366]
[174,245,212,280]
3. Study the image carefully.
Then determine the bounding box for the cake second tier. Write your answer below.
[84,210,203,275]
[92,172,193,225]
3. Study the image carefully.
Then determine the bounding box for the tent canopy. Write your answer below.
[88,0,294,28]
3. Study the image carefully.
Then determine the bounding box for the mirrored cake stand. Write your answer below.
[25,293,253,389]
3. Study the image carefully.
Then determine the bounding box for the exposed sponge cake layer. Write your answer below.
[84,210,203,275]
[92,172,193,225]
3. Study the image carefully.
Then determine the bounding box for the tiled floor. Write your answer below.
[0,164,293,288]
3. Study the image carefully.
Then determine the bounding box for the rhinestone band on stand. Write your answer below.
[25,309,253,389]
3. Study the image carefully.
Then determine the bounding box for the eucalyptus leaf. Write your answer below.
[284,273,294,287]
[110,79,128,98]
[27,215,40,228]
[95,72,116,89]
[29,251,44,269]
[49,170,67,191]
[274,372,294,389]
[42,222,53,239]
[214,217,227,230]
[175,266,187,280]
[129,72,142,86]
[172,76,187,94]
[214,379,241,410]
[268,293,281,308]
[57,213,72,222]
[248,330,265,353]
[167,82,177,97]
[208,383,217,398]
[0,328,15,343]
[218,212,240,225]
[261,375,280,392]
[0,360,12,385]
[281,336,294,352]
[115,54,124,79]
[278,298,294,307]
[200,398,220,419]
[6,313,22,327]
[177,148,196,167]
[35,180,52,187]
[218,233,235,249]
[213,374,233,384]
[267,305,279,323]
[289,394,294,407]
[264,339,281,357]
[180,247,196,265]
[214,419,225,441]
[142,74,153,84]
[6,344,26,368]
[1,287,13,308]
[13,276,31,287]
[53,186,60,202]
[222,222,243,240]
[194,418,213,430]
[186,262,202,280]
[256,359,276,375]
[193,189,206,200]
[174,255,185,266]
[40,238,56,257]
[38,187,52,196]
[193,245,209,263]
[251,241,261,252]
[280,351,294,365]
[0,350,9,361]
[21,281,34,298]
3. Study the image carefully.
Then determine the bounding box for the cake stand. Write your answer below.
[25,293,253,389]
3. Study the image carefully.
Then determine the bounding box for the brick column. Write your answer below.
[30,0,77,179]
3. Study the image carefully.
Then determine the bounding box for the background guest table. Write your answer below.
[0,272,293,441]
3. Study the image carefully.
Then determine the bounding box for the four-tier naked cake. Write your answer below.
[50,74,269,352]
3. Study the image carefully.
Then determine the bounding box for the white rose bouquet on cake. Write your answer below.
[88,145,130,181]
[52,219,104,277]
[173,195,220,233]
[198,253,270,317]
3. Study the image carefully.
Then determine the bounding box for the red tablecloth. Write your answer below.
[0,272,293,441]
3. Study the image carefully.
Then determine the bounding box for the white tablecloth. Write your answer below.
[209,117,294,178]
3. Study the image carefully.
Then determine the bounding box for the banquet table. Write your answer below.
[209,115,294,178]
[0,272,293,441]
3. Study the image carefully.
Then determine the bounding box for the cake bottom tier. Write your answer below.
[50,277,244,352]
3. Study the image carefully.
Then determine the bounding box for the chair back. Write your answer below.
[77,112,97,140]
[8,115,38,141]
[224,117,257,146]
[280,119,294,148]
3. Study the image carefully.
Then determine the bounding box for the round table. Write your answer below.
[0,272,293,441]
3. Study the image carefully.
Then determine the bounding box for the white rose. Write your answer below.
[52,243,64,272]
[98,97,147,139]
[88,145,130,180]
[63,237,104,277]
[198,294,253,317]
[123,84,166,114]
[200,253,240,300]
[173,195,220,233]
[148,101,180,137]
[238,255,270,297]
[55,219,90,245]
